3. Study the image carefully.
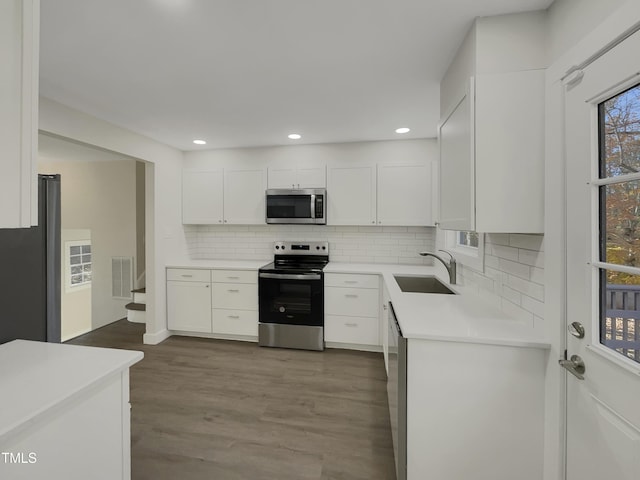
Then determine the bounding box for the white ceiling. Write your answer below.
[39,0,553,151]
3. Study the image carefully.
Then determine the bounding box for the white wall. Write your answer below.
[39,97,188,345]
[546,0,627,64]
[38,157,137,332]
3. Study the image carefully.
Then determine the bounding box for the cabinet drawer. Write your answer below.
[212,269,257,284]
[212,283,258,310]
[325,273,379,289]
[325,315,379,345]
[325,287,379,317]
[212,309,258,336]
[167,268,211,283]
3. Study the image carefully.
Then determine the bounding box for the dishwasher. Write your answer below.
[387,302,407,480]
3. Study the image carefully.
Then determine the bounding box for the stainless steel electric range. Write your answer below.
[258,241,329,351]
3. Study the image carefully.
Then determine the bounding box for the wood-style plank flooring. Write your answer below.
[68,320,396,480]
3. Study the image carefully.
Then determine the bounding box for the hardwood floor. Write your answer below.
[68,320,396,480]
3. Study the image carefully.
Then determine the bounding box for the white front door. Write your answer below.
[564,30,640,480]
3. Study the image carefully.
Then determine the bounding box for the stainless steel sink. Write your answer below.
[393,275,456,294]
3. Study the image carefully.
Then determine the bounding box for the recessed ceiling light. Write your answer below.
[395,127,410,134]
[288,133,302,140]
[193,139,207,145]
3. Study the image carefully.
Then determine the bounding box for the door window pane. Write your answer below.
[601,84,640,178]
[601,269,640,363]
[600,181,640,266]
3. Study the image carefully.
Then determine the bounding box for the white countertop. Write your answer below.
[166,259,269,270]
[326,262,549,349]
[0,340,143,442]
[166,259,549,349]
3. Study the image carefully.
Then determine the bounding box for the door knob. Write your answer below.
[559,354,585,380]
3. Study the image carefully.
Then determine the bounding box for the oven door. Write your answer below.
[258,272,323,327]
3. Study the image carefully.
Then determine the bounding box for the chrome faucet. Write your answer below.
[419,250,457,285]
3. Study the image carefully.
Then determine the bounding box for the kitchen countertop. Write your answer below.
[0,340,143,442]
[325,262,549,349]
[166,259,269,270]
[166,259,549,349]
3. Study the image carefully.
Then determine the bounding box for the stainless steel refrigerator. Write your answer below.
[0,174,61,344]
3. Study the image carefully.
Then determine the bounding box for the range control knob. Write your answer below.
[316,246,320,250]
[281,245,286,250]
[279,306,286,313]
[322,246,326,250]
[275,245,280,250]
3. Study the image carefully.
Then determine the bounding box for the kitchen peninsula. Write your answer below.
[0,340,143,480]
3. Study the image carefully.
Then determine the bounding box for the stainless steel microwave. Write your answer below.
[265,188,326,224]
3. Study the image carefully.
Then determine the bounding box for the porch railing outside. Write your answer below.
[605,284,640,363]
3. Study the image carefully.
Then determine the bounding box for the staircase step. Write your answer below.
[131,287,146,294]
[125,302,146,312]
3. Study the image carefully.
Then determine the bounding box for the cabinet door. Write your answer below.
[296,166,326,188]
[267,167,297,189]
[377,163,433,226]
[327,165,376,225]
[182,170,224,224]
[224,168,266,224]
[0,0,38,228]
[438,81,475,231]
[167,281,212,332]
[475,70,544,233]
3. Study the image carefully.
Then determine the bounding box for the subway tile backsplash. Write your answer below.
[186,226,544,325]
[457,233,545,328]
[184,225,437,265]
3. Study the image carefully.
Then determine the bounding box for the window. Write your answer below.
[597,83,640,364]
[66,241,92,290]
[457,231,479,248]
[445,230,484,272]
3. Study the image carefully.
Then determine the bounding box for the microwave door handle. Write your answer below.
[310,194,316,219]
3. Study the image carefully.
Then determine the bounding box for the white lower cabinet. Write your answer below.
[167,273,212,333]
[212,269,258,338]
[405,339,545,479]
[324,273,380,349]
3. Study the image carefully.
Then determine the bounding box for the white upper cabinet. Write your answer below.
[267,166,326,189]
[223,168,266,224]
[182,168,266,225]
[0,0,39,228]
[328,162,434,227]
[327,165,377,225]
[377,163,433,226]
[182,170,224,224]
[438,12,545,233]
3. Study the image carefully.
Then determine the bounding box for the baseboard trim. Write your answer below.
[143,329,171,345]
[325,341,382,353]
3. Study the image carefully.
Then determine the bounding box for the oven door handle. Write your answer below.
[259,272,321,281]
